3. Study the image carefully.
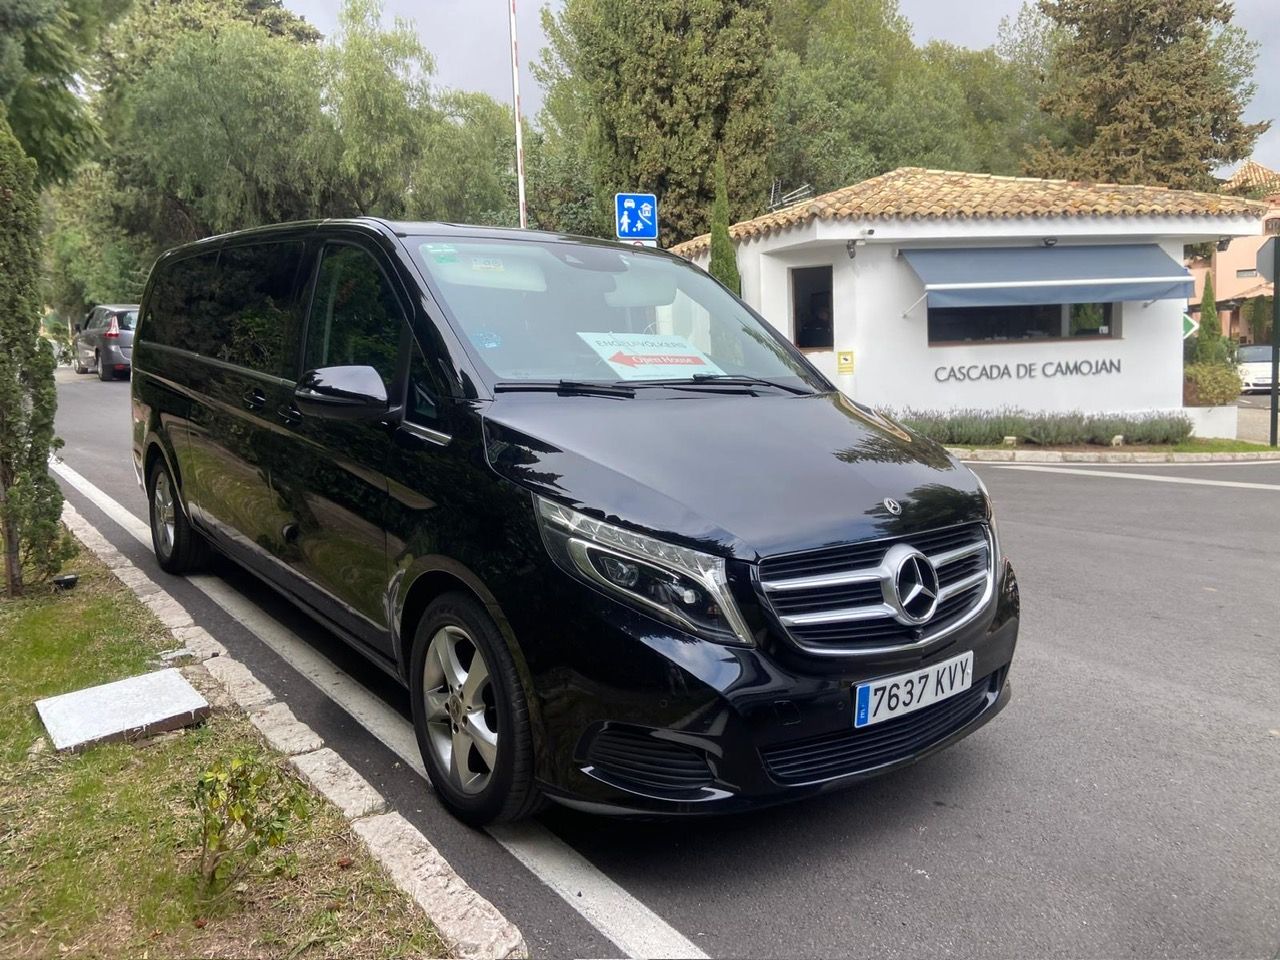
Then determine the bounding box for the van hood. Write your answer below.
[482,391,986,561]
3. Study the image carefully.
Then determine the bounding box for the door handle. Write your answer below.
[276,403,301,426]
[242,388,266,411]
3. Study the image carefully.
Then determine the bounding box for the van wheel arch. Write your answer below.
[397,567,544,755]
[144,441,188,518]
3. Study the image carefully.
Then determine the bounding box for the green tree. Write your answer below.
[1243,295,1273,345]
[0,0,129,185]
[708,153,740,295]
[1195,272,1227,364]
[124,22,331,234]
[555,0,776,246]
[0,112,72,596]
[1026,0,1268,189]
[768,0,1042,194]
[528,6,610,237]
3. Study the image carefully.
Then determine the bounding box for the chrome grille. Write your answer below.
[758,522,993,654]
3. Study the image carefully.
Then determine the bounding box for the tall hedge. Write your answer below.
[0,112,72,596]
[708,153,741,296]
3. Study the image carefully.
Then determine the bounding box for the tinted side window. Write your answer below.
[214,242,305,379]
[304,245,403,387]
[145,252,222,351]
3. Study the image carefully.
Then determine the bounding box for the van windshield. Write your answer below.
[413,238,823,390]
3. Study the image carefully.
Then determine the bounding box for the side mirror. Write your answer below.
[73,324,82,334]
[295,365,391,422]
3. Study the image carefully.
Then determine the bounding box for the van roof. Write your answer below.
[156,217,636,262]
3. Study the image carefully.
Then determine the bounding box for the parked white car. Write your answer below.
[1238,344,1276,393]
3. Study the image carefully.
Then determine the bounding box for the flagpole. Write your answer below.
[508,0,528,229]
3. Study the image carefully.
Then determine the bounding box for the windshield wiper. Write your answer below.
[683,374,816,396]
[492,379,636,398]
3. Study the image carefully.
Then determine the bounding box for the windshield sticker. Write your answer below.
[471,256,505,272]
[472,331,502,350]
[423,243,458,264]
[577,332,725,380]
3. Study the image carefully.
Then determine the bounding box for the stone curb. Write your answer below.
[290,747,387,821]
[354,813,525,960]
[58,502,528,959]
[946,446,1280,464]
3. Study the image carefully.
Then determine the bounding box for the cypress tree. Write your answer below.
[1195,272,1225,365]
[563,0,775,246]
[0,112,72,596]
[708,153,741,295]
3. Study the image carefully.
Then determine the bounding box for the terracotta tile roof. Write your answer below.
[671,167,1269,258]
[1222,159,1280,195]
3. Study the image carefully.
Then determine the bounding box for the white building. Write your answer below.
[672,168,1266,421]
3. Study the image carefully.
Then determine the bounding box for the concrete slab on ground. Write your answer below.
[35,666,209,752]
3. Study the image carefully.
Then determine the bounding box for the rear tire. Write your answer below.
[147,457,209,574]
[96,352,113,381]
[410,592,542,825]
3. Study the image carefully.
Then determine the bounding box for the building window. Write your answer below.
[1265,218,1280,235]
[1237,268,1259,279]
[791,266,833,349]
[927,303,1118,345]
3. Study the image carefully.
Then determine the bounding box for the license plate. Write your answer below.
[854,651,974,729]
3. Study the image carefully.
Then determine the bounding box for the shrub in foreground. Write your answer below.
[891,408,1194,447]
[1183,363,1243,407]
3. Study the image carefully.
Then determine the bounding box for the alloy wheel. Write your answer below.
[153,471,176,558]
[422,624,499,795]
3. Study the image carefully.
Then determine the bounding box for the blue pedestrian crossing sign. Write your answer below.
[615,192,658,241]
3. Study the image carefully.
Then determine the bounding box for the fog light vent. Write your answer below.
[585,726,713,793]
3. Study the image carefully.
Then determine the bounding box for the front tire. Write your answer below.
[410,592,541,825]
[147,458,208,574]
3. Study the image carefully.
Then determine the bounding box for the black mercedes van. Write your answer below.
[131,218,1019,824]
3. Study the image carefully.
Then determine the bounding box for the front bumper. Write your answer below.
[524,558,1020,816]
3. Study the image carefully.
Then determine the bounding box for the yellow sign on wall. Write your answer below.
[836,350,855,375]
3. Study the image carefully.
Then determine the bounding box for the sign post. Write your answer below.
[1263,238,1280,447]
[615,193,659,246]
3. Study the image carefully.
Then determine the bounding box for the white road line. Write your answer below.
[49,457,707,960]
[974,458,1280,468]
[989,464,1280,491]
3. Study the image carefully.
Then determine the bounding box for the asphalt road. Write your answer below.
[52,367,1280,959]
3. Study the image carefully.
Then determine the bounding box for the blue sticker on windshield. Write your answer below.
[473,331,502,350]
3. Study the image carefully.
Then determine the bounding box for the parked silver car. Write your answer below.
[74,304,138,380]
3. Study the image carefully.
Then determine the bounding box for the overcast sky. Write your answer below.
[283,0,1279,174]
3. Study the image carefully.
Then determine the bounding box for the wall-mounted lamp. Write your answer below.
[1216,237,1232,251]
[1043,237,1058,248]
[845,238,867,259]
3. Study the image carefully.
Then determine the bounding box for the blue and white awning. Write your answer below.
[901,244,1193,309]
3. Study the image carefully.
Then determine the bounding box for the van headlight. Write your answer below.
[534,495,754,646]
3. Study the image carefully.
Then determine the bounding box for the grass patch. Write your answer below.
[1170,438,1275,453]
[0,539,444,959]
